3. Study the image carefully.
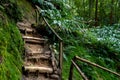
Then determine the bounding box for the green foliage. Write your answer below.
[6,4,22,22]
[0,12,24,80]
[0,0,38,79]
[31,0,44,5]
[31,0,120,80]
[91,24,120,54]
[62,27,120,80]
[72,0,120,25]
[0,0,22,22]
[31,0,86,33]
[0,0,10,4]
[30,0,120,79]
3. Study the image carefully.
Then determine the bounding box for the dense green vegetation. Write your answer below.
[31,0,120,80]
[0,0,120,80]
[0,0,32,79]
[0,0,41,79]
[62,25,120,80]
[0,21,23,80]
[0,11,23,79]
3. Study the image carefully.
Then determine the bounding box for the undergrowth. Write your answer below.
[62,25,120,80]
[31,0,120,80]
[0,13,24,79]
[0,0,24,79]
[28,0,120,80]
[0,21,24,79]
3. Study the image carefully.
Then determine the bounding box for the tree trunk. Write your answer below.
[95,0,98,26]
[89,0,94,18]
[83,0,85,17]
[110,0,114,25]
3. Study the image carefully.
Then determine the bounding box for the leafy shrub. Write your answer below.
[90,25,120,58]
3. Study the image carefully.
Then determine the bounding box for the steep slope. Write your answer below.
[0,11,24,80]
[0,0,38,79]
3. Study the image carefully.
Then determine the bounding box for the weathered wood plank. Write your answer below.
[24,66,53,73]
[23,36,47,41]
[25,39,45,44]
[50,74,59,79]
[27,55,50,60]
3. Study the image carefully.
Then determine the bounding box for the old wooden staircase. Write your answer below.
[17,16,63,80]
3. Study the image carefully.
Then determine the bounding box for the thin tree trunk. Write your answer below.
[95,0,98,26]
[110,0,114,25]
[99,0,103,25]
[83,0,85,17]
[89,0,92,18]
[89,0,94,18]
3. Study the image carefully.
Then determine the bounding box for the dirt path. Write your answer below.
[17,22,60,80]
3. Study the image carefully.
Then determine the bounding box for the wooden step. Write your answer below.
[18,27,34,33]
[26,51,51,56]
[26,52,42,56]
[44,51,51,55]
[22,74,56,80]
[25,43,44,54]
[24,60,52,68]
[24,39,46,44]
[17,22,31,28]
[22,36,46,41]
[27,55,50,60]
[50,74,59,79]
[23,36,48,44]
[23,66,53,73]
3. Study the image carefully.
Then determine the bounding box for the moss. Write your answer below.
[0,12,24,80]
[0,0,37,79]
